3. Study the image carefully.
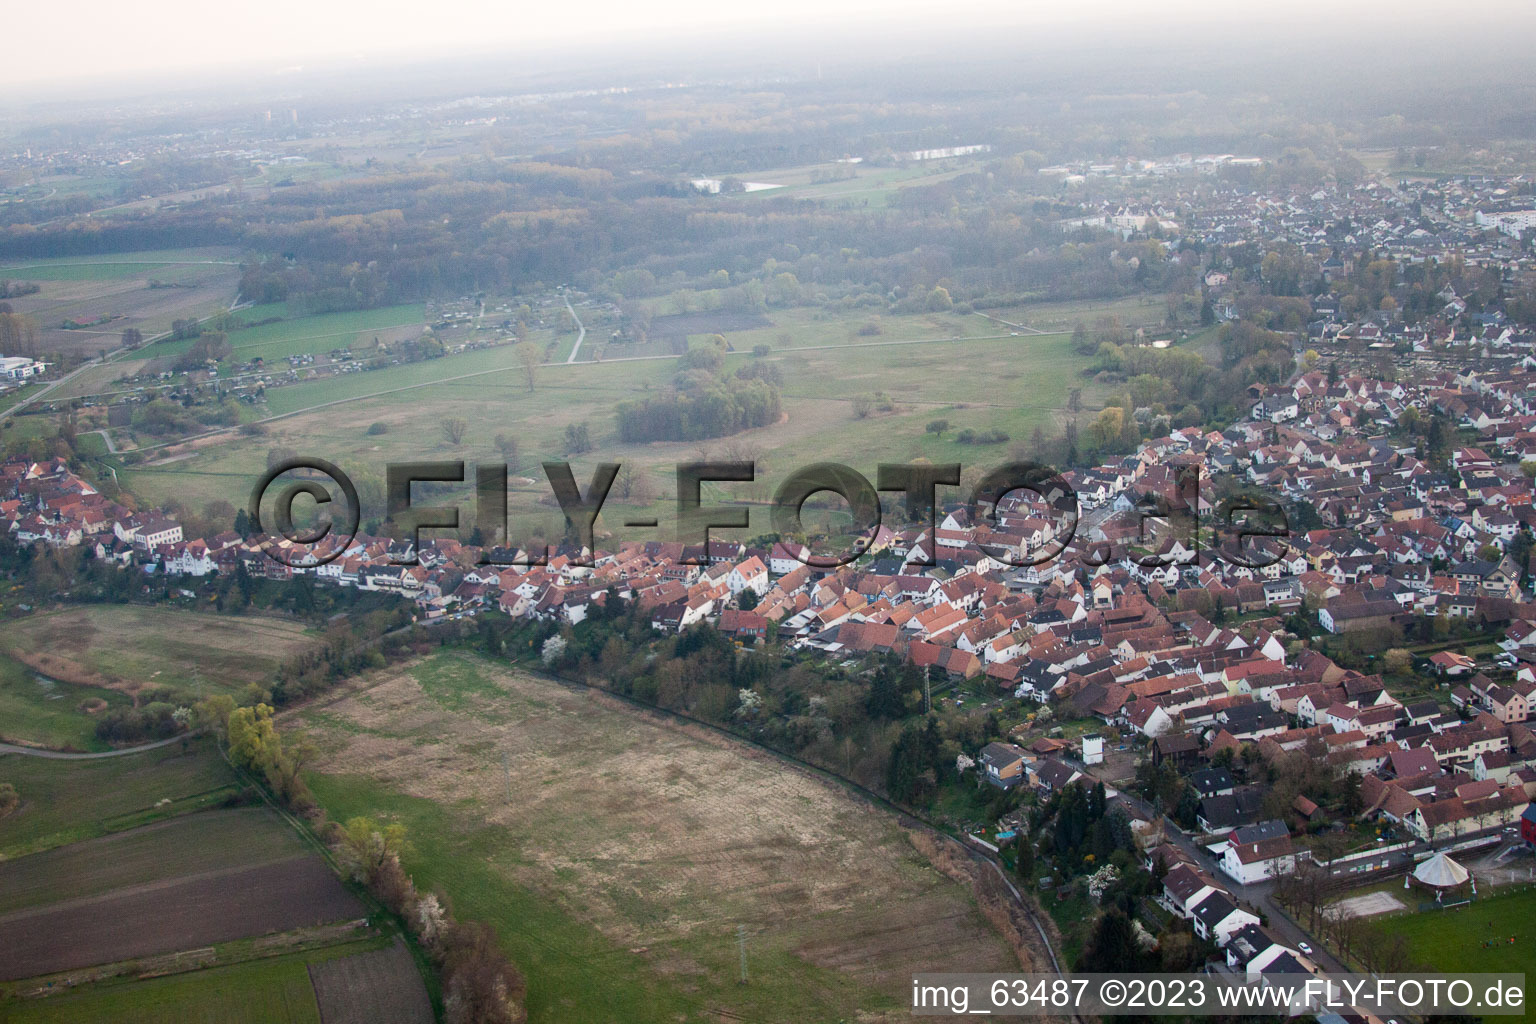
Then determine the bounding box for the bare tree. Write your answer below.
[615,464,636,500]
[494,433,520,469]
[442,417,469,446]
[515,341,541,392]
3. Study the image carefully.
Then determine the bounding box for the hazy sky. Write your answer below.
[4,0,1527,92]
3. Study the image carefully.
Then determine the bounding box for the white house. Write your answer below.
[726,556,769,597]
[0,356,44,380]
[769,542,810,575]
[1189,890,1261,946]
[1219,833,1298,885]
[134,517,183,549]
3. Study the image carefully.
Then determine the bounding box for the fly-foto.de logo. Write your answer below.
[249,457,1289,570]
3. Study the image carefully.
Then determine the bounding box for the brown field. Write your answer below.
[307,940,434,1024]
[0,255,241,359]
[0,606,319,698]
[0,854,364,981]
[299,652,1018,1018]
[0,806,310,916]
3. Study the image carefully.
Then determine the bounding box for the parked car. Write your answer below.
[1298,942,1313,955]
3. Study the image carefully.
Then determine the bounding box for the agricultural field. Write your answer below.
[4,952,328,1024]
[0,606,320,708]
[296,651,1018,1024]
[0,805,309,915]
[0,738,242,859]
[0,247,242,359]
[306,940,435,1024]
[136,302,429,361]
[0,935,424,1024]
[0,853,362,980]
[110,302,1112,544]
[0,744,430,1023]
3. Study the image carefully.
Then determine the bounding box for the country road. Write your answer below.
[0,734,192,760]
[7,296,257,422]
[4,361,100,419]
[563,291,586,363]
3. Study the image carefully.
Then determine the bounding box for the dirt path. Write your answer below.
[0,734,191,760]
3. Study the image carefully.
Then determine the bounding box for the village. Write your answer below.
[9,249,1536,991]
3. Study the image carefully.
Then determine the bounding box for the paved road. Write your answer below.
[563,292,586,364]
[0,734,192,760]
[5,361,100,418]
[973,310,1049,336]
[10,297,257,424]
[1105,784,1352,971]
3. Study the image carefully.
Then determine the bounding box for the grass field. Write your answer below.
[3,951,326,1024]
[0,655,131,752]
[1366,884,1536,974]
[0,738,240,859]
[297,651,1017,1024]
[139,303,429,361]
[112,301,1110,544]
[0,936,416,1024]
[0,606,319,705]
[721,158,984,208]
[1363,884,1536,1024]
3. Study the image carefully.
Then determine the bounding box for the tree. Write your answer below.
[865,667,906,720]
[1092,407,1125,449]
[613,463,653,504]
[541,635,567,666]
[885,723,927,804]
[1383,648,1412,674]
[494,433,520,469]
[0,311,39,356]
[338,815,411,885]
[227,703,281,775]
[563,422,592,454]
[1014,839,1034,880]
[1077,908,1145,972]
[0,781,17,817]
[415,892,448,945]
[437,920,527,1024]
[925,419,949,437]
[1303,349,1320,371]
[1071,322,1091,354]
[195,694,237,738]
[737,588,759,611]
[926,286,953,311]
[442,417,469,445]
[514,341,541,392]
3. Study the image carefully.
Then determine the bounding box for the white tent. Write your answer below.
[1413,850,1470,889]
